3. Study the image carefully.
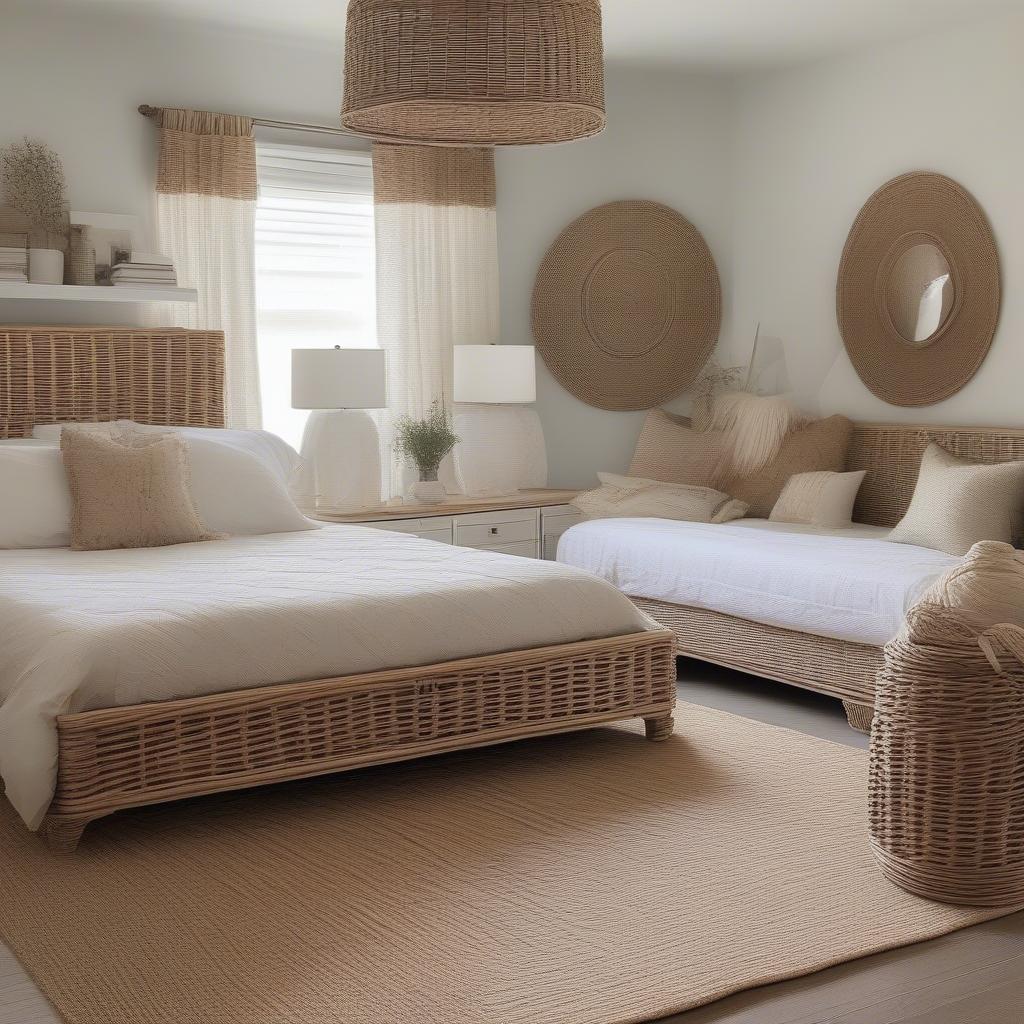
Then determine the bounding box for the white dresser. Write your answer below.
[310,489,583,560]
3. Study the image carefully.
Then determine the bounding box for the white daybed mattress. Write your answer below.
[0,525,654,829]
[557,518,960,650]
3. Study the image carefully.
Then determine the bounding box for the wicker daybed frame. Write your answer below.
[633,421,1024,733]
[0,326,676,850]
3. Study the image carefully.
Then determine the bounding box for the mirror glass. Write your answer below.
[886,243,954,345]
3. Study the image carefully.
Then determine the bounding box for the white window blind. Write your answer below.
[255,142,376,448]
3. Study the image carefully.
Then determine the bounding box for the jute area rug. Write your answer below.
[0,705,1014,1024]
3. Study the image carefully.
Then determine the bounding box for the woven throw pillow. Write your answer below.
[724,415,854,518]
[572,472,748,523]
[888,443,1024,556]
[769,470,867,529]
[628,409,726,487]
[61,426,221,551]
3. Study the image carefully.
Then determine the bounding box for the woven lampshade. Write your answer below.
[341,0,605,146]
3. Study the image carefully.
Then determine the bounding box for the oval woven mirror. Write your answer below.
[836,172,1000,407]
[531,200,721,411]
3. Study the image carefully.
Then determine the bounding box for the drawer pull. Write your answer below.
[489,527,498,535]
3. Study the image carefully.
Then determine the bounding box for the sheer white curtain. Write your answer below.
[254,143,376,450]
[153,109,261,428]
[372,145,499,497]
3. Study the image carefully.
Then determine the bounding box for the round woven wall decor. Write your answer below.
[531,200,721,411]
[837,172,1000,407]
[341,0,605,146]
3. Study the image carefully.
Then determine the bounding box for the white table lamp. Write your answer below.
[452,345,548,497]
[291,347,387,511]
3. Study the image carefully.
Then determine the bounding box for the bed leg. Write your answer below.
[644,714,674,742]
[40,813,92,853]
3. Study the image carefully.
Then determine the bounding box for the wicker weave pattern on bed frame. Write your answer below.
[632,599,882,707]
[849,422,1024,527]
[0,325,225,438]
[42,631,676,850]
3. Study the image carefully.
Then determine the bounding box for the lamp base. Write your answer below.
[293,409,382,512]
[453,405,547,498]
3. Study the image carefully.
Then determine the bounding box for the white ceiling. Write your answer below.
[44,0,1019,71]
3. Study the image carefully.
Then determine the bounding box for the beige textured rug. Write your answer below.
[0,705,1013,1024]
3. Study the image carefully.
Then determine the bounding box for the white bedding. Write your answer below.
[0,526,654,829]
[557,517,960,649]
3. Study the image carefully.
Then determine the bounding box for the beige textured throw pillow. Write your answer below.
[572,472,748,524]
[61,425,221,551]
[888,443,1024,556]
[769,470,867,529]
[724,415,854,518]
[628,409,726,487]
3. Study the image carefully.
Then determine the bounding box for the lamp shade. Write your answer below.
[341,0,605,147]
[454,346,536,404]
[291,348,387,410]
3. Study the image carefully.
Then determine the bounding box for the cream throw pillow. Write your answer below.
[572,472,748,524]
[628,410,726,487]
[888,443,1024,556]
[61,425,221,551]
[769,470,867,529]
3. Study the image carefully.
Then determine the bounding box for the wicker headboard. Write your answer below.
[0,325,225,438]
[849,422,1024,527]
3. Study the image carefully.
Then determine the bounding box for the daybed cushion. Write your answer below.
[888,442,1024,555]
[0,526,655,830]
[557,517,959,649]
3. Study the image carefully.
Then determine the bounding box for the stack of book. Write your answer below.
[0,233,29,283]
[110,250,177,288]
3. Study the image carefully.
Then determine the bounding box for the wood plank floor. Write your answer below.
[1,659,1021,1024]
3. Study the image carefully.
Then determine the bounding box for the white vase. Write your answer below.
[28,249,64,285]
[411,476,446,505]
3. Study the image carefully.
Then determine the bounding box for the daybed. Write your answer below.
[557,422,1024,732]
[0,326,676,850]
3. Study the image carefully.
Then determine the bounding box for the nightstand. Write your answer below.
[309,488,583,560]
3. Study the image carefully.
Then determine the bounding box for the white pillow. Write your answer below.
[769,470,867,529]
[0,446,74,548]
[0,435,317,549]
[32,421,302,488]
[572,472,749,524]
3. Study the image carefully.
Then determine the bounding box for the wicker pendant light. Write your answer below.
[342,0,606,146]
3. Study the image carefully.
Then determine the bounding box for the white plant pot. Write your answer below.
[411,478,447,505]
[28,249,64,285]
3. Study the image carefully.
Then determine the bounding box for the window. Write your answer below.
[255,143,376,448]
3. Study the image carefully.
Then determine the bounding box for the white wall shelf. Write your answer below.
[0,283,198,304]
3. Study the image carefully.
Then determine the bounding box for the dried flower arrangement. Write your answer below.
[393,400,460,482]
[1,138,68,248]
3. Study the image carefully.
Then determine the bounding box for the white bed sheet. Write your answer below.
[557,517,960,649]
[0,526,654,830]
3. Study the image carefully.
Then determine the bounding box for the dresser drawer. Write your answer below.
[478,539,538,558]
[455,517,538,547]
[360,517,453,543]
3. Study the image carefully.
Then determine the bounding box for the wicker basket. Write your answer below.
[869,601,1024,906]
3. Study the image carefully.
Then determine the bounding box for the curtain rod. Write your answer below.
[137,104,365,141]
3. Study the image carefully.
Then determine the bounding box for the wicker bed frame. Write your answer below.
[1,326,676,851]
[634,421,1024,734]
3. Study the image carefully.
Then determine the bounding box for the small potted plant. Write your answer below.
[393,400,459,504]
[1,138,68,284]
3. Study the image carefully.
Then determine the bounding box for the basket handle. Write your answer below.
[978,624,1024,678]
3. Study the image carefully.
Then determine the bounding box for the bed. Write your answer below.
[557,421,1024,731]
[0,326,675,850]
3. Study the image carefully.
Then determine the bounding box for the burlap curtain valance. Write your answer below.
[155,108,258,201]
[371,145,496,208]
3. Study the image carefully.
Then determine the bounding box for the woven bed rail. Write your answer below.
[0,325,225,437]
[42,630,676,850]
